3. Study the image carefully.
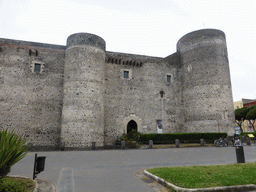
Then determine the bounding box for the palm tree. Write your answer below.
[0,128,30,178]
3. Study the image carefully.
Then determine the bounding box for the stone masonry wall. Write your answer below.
[0,29,235,149]
[104,52,184,144]
[177,29,235,135]
[0,39,65,148]
[61,33,106,148]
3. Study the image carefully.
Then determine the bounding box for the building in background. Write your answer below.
[234,98,256,132]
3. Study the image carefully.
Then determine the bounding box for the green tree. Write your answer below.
[235,107,250,132]
[0,128,30,178]
[245,106,256,131]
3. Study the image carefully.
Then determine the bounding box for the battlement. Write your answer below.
[106,51,163,67]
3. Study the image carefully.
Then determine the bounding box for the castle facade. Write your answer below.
[0,29,235,149]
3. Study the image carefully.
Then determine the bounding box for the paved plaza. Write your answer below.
[9,146,256,192]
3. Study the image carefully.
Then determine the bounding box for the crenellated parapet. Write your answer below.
[106,56,143,67]
[105,51,163,67]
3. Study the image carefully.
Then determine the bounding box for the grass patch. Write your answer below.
[147,162,256,189]
[0,176,36,192]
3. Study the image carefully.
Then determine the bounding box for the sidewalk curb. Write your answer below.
[143,170,256,192]
[36,178,56,192]
[9,175,55,192]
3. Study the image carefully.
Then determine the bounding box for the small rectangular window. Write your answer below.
[34,64,41,72]
[167,75,171,82]
[124,71,129,79]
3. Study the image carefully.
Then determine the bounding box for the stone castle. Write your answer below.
[0,29,235,149]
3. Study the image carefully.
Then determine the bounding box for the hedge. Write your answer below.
[240,131,256,137]
[138,132,227,144]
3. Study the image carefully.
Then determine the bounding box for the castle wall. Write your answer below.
[104,52,184,144]
[0,29,235,149]
[0,39,65,148]
[177,29,235,135]
[61,33,106,148]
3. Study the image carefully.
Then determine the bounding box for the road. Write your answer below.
[9,145,256,192]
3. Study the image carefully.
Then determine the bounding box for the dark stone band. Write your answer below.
[67,33,105,51]
[177,29,226,47]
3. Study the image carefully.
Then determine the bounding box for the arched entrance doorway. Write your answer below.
[127,120,137,134]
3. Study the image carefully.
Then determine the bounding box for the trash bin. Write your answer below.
[36,156,46,172]
[235,146,245,163]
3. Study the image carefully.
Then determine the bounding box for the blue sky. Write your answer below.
[0,0,255,102]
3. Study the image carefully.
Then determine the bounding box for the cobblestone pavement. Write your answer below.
[9,145,256,192]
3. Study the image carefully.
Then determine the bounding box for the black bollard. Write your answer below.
[92,142,96,150]
[235,146,245,163]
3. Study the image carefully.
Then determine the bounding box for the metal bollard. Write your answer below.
[236,145,245,163]
[60,142,65,151]
[241,136,245,143]
[149,140,153,149]
[121,141,125,150]
[200,139,204,147]
[92,142,96,150]
[175,139,179,148]
[247,138,251,146]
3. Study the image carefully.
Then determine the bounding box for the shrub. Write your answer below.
[0,176,35,192]
[0,128,30,178]
[240,131,256,137]
[138,132,227,144]
[118,130,141,148]
[119,129,141,141]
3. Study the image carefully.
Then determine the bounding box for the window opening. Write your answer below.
[29,49,38,56]
[124,71,129,79]
[160,90,164,98]
[167,75,171,82]
[34,64,41,72]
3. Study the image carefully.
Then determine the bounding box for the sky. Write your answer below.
[0,0,255,102]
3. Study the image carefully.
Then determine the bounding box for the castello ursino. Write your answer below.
[0,29,235,149]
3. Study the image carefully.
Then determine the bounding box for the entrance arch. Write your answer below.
[127,120,137,134]
[123,114,142,134]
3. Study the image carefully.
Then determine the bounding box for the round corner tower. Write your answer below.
[61,33,106,148]
[177,29,235,135]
